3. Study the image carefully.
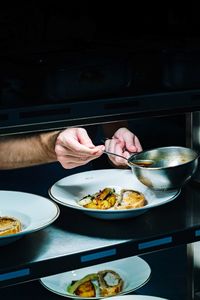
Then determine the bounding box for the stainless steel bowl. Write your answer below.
[128,146,199,190]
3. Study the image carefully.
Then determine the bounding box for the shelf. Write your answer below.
[1,89,200,135]
[0,183,200,288]
[0,246,187,300]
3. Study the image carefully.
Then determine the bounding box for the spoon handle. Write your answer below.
[103,150,128,161]
[103,150,154,167]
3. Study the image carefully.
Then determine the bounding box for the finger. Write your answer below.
[58,135,104,156]
[105,139,128,166]
[122,133,142,153]
[76,128,106,152]
[76,128,96,148]
[113,143,129,165]
[105,138,123,153]
[57,128,95,152]
[56,145,104,163]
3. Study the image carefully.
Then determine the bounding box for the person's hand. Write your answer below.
[105,127,142,167]
[55,128,105,169]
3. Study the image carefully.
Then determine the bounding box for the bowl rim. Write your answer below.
[128,145,199,170]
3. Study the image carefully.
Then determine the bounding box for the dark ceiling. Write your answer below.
[0,2,199,56]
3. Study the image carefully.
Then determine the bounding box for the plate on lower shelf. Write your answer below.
[104,296,168,300]
[0,190,60,246]
[40,256,151,299]
[49,169,180,220]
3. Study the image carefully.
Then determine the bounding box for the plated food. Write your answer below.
[68,273,97,298]
[78,188,147,210]
[40,256,151,299]
[67,269,123,297]
[98,270,123,297]
[0,216,22,237]
[49,169,181,220]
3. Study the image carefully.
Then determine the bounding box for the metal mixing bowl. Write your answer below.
[128,146,199,190]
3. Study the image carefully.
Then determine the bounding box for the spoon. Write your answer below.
[103,150,154,167]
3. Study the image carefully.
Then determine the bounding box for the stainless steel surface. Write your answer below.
[128,146,199,190]
[189,111,200,183]
[186,112,200,300]
[186,112,195,300]
[187,243,195,300]
[186,242,200,300]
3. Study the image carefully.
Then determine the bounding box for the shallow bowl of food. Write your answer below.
[49,169,181,220]
[0,190,59,246]
[40,256,151,299]
[128,146,199,190]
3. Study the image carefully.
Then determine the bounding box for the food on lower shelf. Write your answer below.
[0,216,22,237]
[78,187,147,210]
[98,269,124,297]
[67,269,124,298]
[68,273,98,297]
[74,280,96,297]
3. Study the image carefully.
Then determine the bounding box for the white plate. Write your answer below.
[40,256,151,299]
[104,295,168,300]
[49,169,180,220]
[0,190,60,246]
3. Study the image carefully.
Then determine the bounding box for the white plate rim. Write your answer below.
[40,256,152,299]
[0,190,60,241]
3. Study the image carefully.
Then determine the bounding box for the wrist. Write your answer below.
[39,130,61,162]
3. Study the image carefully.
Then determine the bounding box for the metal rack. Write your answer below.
[0,184,200,297]
[1,91,200,299]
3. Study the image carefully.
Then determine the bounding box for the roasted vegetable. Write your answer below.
[79,188,118,210]
[67,273,98,295]
[96,188,113,201]
[74,280,96,297]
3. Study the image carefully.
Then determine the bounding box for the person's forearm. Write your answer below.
[0,131,60,169]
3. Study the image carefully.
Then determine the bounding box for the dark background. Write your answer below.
[0,3,198,299]
[1,2,200,108]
